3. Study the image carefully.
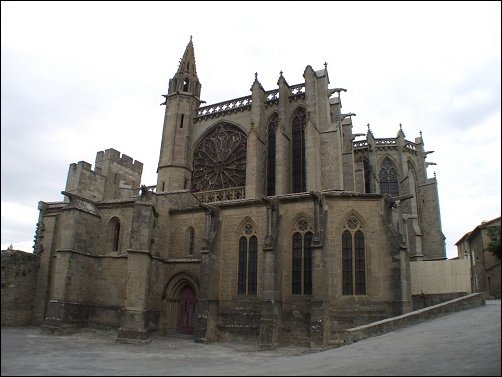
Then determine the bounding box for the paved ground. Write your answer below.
[1,300,500,376]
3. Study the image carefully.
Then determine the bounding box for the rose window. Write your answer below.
[192,123,247,192]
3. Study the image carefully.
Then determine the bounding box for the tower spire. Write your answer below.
[167,37,201,98]
[158,38,202,192]
[177,37,198,76]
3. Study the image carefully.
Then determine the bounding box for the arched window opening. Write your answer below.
[107,217,121,252]
[292,108,306,193]
[180,114,184,129]
[185,227,195,255]
[355,230,366,295]
[291,217,313,295]
[303,232,313,294]
[267,113,278,196]
[342,217,366,295]
[113,222,120,251]
[183,77,190,92]
[292,233,302,294]
[237,224,257,295]
[238,237,247,294]
[379,157,399,196]
[248,236,257,295]
[342,230,353,295]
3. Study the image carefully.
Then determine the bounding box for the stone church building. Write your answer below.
[33,38,445,348]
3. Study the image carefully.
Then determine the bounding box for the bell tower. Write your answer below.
[157,37,201,192]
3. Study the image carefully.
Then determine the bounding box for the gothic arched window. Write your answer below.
[185,226,195,255]
[342,216,366,295]
[292,107,306,193]
[107,217,121,252]
[238,224,257,295]
[379,157,399,196]
[192,123,247,192]
[292,218,313,295]
[267,113,278,196]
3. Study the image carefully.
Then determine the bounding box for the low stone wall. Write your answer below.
[330,293,485,347]
[412,292,468,310]
[1,250,39,326]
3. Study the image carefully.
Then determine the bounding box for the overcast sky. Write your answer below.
[1,1,500,259]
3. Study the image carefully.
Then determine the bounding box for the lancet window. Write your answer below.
[107,217,121,252]
[238,223,258,295]
[292,217,313,295]
[266,113,278,196]
[342,216,366,295]
[292,107,306,193]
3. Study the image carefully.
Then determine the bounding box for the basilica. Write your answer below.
[33,38,445,348]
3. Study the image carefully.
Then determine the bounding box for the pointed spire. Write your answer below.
[277,70,289,87]
[397,123,405,138]
[169,37,201,98]
[177,37,197,76]
[250,72,265,92]
[367,123,374,136]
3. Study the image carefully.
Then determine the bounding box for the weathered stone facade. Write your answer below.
[33,38,446,348]
[1,249,39,326]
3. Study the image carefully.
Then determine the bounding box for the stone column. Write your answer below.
[246,75,266,199]
[117,250,151,343]
[259,201,280,349]
[194,207,219,343]
[309,194,329,349]
[275,73,291,195]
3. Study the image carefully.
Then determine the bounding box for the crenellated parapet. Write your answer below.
[95,148,143,174]
[65,148,143,203]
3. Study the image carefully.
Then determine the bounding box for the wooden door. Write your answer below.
[177,285,196,335]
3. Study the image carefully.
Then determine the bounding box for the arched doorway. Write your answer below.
[162,273,199,336]
[177,285,196,335]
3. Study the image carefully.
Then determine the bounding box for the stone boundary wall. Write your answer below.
[330,292,485,347]
[1,250,39,326]
[411,291,467,310]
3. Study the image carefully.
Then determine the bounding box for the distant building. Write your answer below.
[32,38,446,347]
[456,216,501,298]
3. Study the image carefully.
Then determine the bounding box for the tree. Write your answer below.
[486,225,501,260]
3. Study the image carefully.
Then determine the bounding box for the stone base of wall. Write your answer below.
[216,301,261,342]
[42,301,125,333]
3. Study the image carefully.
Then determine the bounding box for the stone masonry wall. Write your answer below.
[1,249,39,326]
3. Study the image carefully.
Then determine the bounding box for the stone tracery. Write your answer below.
[192,123,247,192]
